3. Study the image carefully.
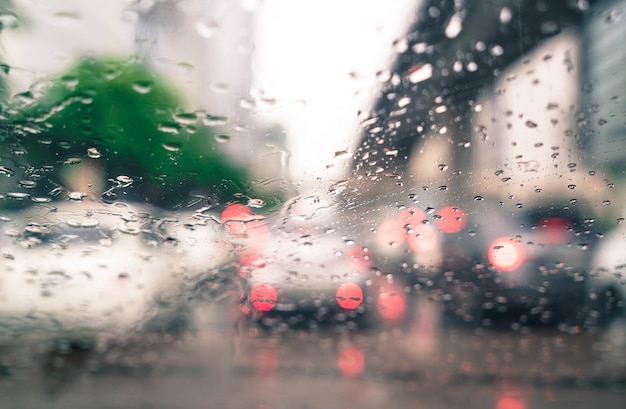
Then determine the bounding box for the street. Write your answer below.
[1,302,625,409]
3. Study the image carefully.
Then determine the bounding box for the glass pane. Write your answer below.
[1,1,625,408]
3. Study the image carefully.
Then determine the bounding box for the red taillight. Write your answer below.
[250,284,278,312]
[335,283,364,310]
[435,205,467,233]
[337,345,365,377]
[376,285,406,321]
[345,246,372,272]
[376,218,407,248]
[406,223,438,253]
[488,237,526,272]
[536,217,572,244]
[222,203,269,250]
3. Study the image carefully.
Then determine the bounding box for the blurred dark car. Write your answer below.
[341,0,616,328]
[221,202,412,331]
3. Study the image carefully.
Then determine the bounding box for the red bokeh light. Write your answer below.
[337,346,365,377]
[406,224,438,253]
[250,284,278,312]
[435,206,467,233]
[335,283,364,310]
[536,217,572,244]
[345,246,372,272]
[376,218,407,248]
[377,285,407,321]
[488,237,526,272]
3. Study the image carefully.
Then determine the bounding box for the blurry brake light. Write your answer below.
[488,237,526,272]
[337,345,365,377]
[222,203,269,250]
[536,217,572,244]
[250,284,278,312]
[406,224,438,253]
[376,218,406,248]
[377,285,406,321]
[345,246,372,272]
[399,207,426,228]
[335,283,364,310]
[435,206,467,233]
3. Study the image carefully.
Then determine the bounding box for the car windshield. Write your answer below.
[1,1,625,408]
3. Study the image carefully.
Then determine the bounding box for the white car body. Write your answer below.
[0,201,233,341]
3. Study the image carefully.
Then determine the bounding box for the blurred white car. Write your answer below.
[0,200,233,343]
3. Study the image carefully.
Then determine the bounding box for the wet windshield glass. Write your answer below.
[0,0,625,408]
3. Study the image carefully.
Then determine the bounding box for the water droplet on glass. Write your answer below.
[132,80,153,94]
[203,115,228,126]
[500,7,512,24]
[68,192,86,201]
[438,164,448,171]
[173,112,198,125]
[116,175,133,187]
[0,166,15,177]
[607,8,623,24]
[525,120,538,128]
[87,147,101,159]
[0,11,20,30]
[18,180,36,188]
[158,122,181,135]
[195,20,219,38]
[162,142,182,152]
[568,184,576,190]
[474,195,484,201]
[214,134,230,144]
[603,200,611,206]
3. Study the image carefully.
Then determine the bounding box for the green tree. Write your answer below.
[8,56,263,208]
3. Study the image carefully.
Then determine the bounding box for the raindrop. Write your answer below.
[247,198,265,208]
[500,8,512,24]
[490,45,504,56]
[607,8,623,24]
[116,175,133,187]
[0,166,15,177]
[31,197,51,203]
[173,112,198,125]
[568,184,576,190]
[525,120,538,128]
[444,12,463,39]
[425,207,435,215]
[132,80,153,94]
[0,11,20,29]
[68,192,85,201]
[203,115,228,126]
[18,180,36,188]
[603,200,611,206]
[494,170,504,176]
[438,164,448,171]
[158,122,181,135]
[7,192,29,199]
[195,20,219,38]
[87,147,101,159]
[438,185,448,191]
[409,64,433,84]
[214,134,230,144]
[162,142,182,152]
[474,195,484,201]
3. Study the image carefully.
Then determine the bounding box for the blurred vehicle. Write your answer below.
[0,200,233,344]
[588,220,626,325]
[221,202,412,331]
[343,0,616,327]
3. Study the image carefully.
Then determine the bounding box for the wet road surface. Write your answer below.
[1,303,625,409]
